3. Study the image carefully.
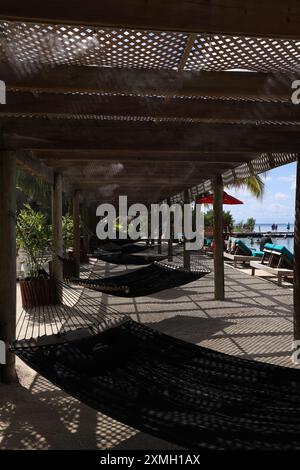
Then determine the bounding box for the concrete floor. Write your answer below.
[0,257,295,450]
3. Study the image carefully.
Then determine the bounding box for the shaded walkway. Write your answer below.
[0,259,295,449]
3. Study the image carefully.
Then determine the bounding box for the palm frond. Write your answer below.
[226,175,265,200]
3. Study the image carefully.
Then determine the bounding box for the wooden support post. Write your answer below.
[0,151,16,383]
[167,198,173,262]
[294,157,300,340]
[73,190,80,278]
[52,172,63,284]
[149,205,154,249]
[183,190,191,270]
[158,210,162,254]
[82,200,89,257]
[147,204,151,246]
[213,174,225,300]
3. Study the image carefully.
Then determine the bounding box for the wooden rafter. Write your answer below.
[3,119,300,153]
[2,92,300,123]
[0,65,294,101]
[1,1,300,38]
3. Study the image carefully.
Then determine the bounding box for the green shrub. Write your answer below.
[16,204,51,278]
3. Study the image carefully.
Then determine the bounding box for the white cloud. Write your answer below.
[277,175,296,182]
[274,192,289,201]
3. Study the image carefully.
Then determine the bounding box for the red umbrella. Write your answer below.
[196,191,243,205]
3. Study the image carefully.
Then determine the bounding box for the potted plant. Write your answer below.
[17,205,57,308]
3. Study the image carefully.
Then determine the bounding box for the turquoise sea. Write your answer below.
[243,233,294,253]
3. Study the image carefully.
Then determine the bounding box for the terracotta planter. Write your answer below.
[20,278,58,309]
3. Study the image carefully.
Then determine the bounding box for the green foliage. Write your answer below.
[204,210,234,231]
[62,214,74,250]
[227,175,265,200]
[16,168,51,213]
[244,217,256,231]
[16,205,51,278]
[234,217,256,232]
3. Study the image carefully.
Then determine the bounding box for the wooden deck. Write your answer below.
[0,258,295,450]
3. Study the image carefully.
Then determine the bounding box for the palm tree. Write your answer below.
[16,168,72,217]
[16,168,51,212]
[227,175,265,199]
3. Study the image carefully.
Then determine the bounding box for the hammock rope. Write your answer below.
[71,253,210,297]
[91,250,169,265]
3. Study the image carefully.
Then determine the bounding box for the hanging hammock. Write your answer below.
[12,280,300,450]
[92,250,168,265]
[71,258,209,297]
[99,241,150,254]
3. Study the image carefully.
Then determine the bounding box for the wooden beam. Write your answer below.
[0,151,16,383]
[2,119,300,153]
[82,200,89,256]
[16,150,75,193]
[16,149,54,184]
[183,189,191,270]
[63,177,215,186]
[0,64,294,101]
[3,92,300,123]
[44,162,235,177]
[294,156,300,340]
[178,34,198,72]
[35,149,258,164]
[52,172,63,284]
[1,1,300,38]
[213,175,225,300]
[167,197,173,261]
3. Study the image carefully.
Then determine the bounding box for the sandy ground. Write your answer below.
[0,256,295,450]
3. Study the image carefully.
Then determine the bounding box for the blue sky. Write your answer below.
[222,162,297,224]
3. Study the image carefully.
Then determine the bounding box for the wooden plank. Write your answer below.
[1,1,300,38]
[35,149,259,163]
[52,173,63,284]
[45,161,235,173]
[213,174,225,300]
[167,197,173,261]
[73,190,80,277]
[294,157,300,340]
[183,189,190,269]
[0,151,16,383]
[59,176,217,185]
[0,64,294,101]
[16,149,54,183]
[2,119,300,153]
[3,91,300,123]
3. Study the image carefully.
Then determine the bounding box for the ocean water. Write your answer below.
[242,235,294,253]
[254,223,294,233]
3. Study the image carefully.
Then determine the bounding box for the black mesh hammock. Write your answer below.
[71,257,209,297]
[98,241,150,254]
[12,270,300,450]
[91,250,168,265]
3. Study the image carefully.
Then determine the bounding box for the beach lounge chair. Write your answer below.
[224,239,263,267]
[250,243,294,286]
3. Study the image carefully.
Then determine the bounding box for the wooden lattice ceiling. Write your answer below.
[0,3,300,204]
